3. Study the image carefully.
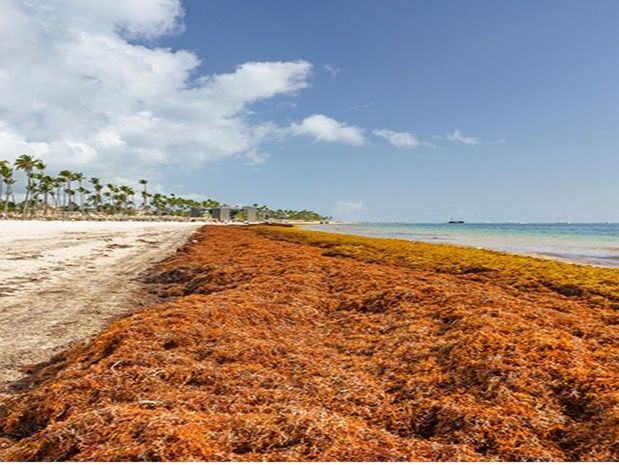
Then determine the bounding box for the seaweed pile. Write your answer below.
[258,226,619,309]
[0,226,617,461]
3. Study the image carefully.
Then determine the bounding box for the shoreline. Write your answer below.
[308,230,619,269]
[302,223,619,268]
[0,217,329,226]
[1,225,617,460]
[0,220,200,389]
[264,225,618,305]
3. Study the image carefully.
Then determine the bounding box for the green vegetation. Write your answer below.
[0,156,327,221]
[245,205,329,222]
[260,207,328,222]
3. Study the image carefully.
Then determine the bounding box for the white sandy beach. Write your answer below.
[0,220,200,388]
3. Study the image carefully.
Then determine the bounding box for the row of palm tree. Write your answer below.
[1,155,330,221]
[0,155,221,219]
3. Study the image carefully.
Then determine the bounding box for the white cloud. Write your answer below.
[0,0,312,179]
[0,123,50,157]
[444,129,480,145]
[334,201,367,215]
[437,129,505,145]
[323,63,341,77]
[244,148,270,165]
[0,0,467,185]
[289,114,365,146]
[373,129,424,148]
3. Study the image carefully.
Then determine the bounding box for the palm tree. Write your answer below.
[78,186,90,213]
[89,177,103,213]
[14,154,42,217]
[0,160,9,205]
[0,155,298,221]
[1,163,14,215]
[138,179,149,211]
[119,185,134,213]
[3,178,16,215]
[102,185,113,213]
[73,172,85,213]
[65,187,76,212]
[115,188,127,214]
[106,183,120,214]
[165,194,176,215]
[57,170,73,210]
[51,178,62,210]
[38,175,54,215]
[151,193,164,215]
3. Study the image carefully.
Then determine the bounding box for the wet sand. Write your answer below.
[0,221,199,388]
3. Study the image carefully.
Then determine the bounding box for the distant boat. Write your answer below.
[447,219,465,224]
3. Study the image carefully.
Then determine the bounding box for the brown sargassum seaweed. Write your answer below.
[0,226,617,461]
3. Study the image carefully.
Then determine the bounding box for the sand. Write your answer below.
[1,225,615,460]
[0,220,200,388]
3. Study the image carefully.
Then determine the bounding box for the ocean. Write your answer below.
[305,223,619,267]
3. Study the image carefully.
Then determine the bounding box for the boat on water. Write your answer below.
[447,219,465,224]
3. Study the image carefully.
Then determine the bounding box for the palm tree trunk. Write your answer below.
[21,175,31,217]
[31,190,39,218]
[4,187,12,214]
[79,181,84,213]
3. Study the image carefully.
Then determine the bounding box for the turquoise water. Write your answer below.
[306,223,619,267]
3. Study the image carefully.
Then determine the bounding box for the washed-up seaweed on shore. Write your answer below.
[255,225,619,309]
[0,226,617,461]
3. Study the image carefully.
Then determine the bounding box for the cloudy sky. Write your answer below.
[1,0,618,221]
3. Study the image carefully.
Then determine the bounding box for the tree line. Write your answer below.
[0,155,329,222]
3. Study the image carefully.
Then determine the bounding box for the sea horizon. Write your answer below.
[307,222,619,268]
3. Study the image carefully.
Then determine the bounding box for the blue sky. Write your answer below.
[164,0,619,222]
[2,0,618,221]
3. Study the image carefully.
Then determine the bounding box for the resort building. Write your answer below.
[190,205,257,222]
